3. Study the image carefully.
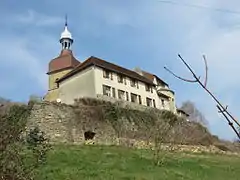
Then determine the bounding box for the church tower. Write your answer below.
[44,16,80,102]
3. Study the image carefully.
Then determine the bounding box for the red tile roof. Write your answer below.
[47,50,80,74]
[56,56,154,85]
[141,70,169,86]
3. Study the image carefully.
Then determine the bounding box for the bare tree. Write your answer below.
[180,100,208,127]
[164,54,240,140]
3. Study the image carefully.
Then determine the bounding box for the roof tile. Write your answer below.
[57,56,154,85]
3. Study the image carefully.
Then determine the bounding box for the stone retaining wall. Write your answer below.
[26,101,238,155]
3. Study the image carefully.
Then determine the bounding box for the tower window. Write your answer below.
[56,78,59,88]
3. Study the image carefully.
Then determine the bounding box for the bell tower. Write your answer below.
[44,16,80,102]
[60,15,73,51]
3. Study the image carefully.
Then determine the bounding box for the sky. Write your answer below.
[1,0,240,140]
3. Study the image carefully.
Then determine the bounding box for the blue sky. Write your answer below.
[1,0,240,140]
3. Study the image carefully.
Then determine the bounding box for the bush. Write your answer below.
[26,127,51,166]
[0,102,51,180]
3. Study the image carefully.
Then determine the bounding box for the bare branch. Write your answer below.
[217,105,240,139]
[163,67,198,83]
[165,54,240,140]
[218,105,228,113]
[202,55,208,87]
[178,54,200,80]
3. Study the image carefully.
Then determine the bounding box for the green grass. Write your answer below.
[37,145,240,180]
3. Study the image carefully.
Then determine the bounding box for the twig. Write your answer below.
[165,54,240,139]
[164,67,199,83]
[203,55,208,87]
[217,105,240,139]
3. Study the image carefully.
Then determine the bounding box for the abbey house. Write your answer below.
[44,19,178,113]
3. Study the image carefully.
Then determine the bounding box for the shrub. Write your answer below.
[0,102,50,180]
[26,126,51,166]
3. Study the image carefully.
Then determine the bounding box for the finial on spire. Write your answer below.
[65,14,68,27]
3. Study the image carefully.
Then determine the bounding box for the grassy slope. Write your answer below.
[38,145,240,180]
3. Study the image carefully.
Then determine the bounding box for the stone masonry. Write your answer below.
[26,101,239,155]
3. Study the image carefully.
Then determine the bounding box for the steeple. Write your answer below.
[59,15,73,50]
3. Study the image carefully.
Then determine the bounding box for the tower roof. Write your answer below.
[60,25,72,39]
[60,15,73,40]
[47,16,80,74]
[60,25,72,40]
[47,50,80,74]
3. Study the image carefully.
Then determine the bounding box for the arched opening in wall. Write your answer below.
[84,131,96,141]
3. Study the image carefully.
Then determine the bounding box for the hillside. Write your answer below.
[1,97,240,179]
[37,144,240,180]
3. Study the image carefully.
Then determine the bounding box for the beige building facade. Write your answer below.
[44,20,178,113]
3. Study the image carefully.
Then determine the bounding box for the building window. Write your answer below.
[126,92,129,101]
[130,93,138,103]
[112,88,116,98]
[117,74,125,84]
[161,99,165,107]
[145,84,150,92]
[146,97,152,107]
[138,95,142,104]
[103,70,113,80]
[118,90,125,100]
[153,99,156,108]
[130,79,138,88]
[56,78,59,88]
[146,84,153,93]
[103,85,111,97]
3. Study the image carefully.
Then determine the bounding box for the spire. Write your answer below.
[65,14,68,27]
[60,15,73,50]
